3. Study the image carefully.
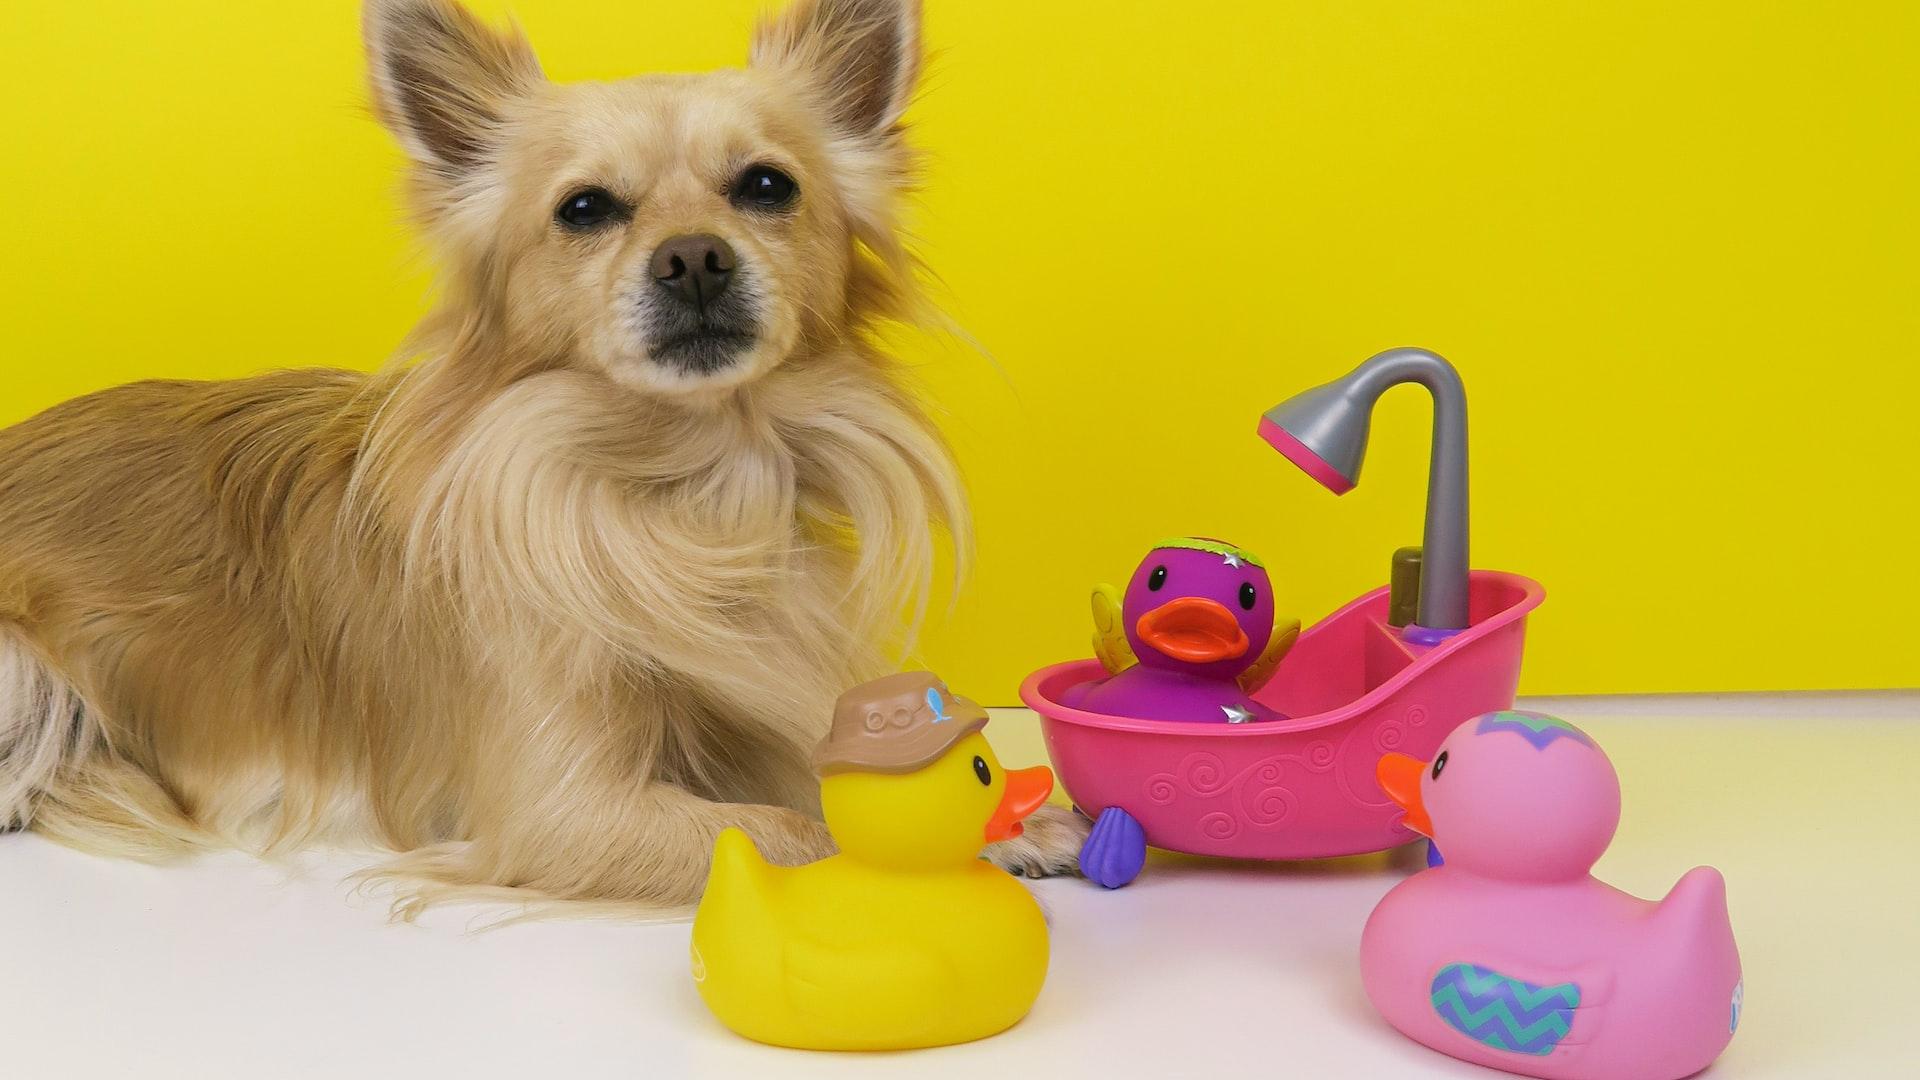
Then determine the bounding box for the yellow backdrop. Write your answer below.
[3,2,1914,698]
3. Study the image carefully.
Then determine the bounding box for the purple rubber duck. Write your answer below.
[1062,537,1299,724]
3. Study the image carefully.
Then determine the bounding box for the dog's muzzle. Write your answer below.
[645,233,759,373]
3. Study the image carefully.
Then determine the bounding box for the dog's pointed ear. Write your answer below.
[752,0,922,141]
[364,0,544,177]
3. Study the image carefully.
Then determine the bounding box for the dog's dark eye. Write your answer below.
[972,755,992,786]
[731,165,798,211]
[1431,751,1449,781]
[1239,582,1258,610]
[1148,566,1167,591]
[556,188,625,230]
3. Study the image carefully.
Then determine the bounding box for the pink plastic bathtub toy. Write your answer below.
[1361,711,1742,1079]
[1024,347,1559,884]
[1022,570,1542,884]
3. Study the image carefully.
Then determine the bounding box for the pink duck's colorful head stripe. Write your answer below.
[1474,711,1594,751]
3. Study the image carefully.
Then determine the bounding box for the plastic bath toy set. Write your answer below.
[1029,348,1537,885]
[691,349,1743,1079]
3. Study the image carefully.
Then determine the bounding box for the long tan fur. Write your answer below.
[0,0,1081,915]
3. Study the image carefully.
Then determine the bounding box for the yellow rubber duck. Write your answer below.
[691,671,1055,1050]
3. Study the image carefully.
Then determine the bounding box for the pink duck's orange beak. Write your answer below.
[1377,753,1433,838]
[985,766,1054,842]
[1136,597,1250,664]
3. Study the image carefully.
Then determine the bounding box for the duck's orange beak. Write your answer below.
[1136,597,1250,663]
[985,766,1054,842]
[1377,752,1433,838]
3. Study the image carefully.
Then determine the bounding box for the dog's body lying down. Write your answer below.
[0,0,1080,912]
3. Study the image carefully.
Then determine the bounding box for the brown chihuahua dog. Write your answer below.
[0,0,1082,914]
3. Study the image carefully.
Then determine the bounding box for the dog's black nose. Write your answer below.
[650,234,735,311]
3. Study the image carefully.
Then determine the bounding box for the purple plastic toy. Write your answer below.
[1059,538,1299,725]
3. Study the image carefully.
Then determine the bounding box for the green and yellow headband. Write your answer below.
[1153,536,1265,568]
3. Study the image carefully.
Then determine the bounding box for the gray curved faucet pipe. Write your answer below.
[1257,347,1470,631]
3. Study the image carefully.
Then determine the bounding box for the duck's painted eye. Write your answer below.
[972,755,992,786]
[1431,750,1449,781]
[1238,582,1257,610]
[1148,566,1167,591]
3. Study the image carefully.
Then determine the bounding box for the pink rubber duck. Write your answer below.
[1361,711,1742,1080]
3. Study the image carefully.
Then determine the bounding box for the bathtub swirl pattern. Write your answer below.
[1144,746,1339,841]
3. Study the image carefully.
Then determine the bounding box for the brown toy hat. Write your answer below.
[813,671,990,777]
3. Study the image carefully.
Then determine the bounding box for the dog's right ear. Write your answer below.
[364,0,543,179]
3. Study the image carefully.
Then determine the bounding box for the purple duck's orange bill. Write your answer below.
[1136,597,1250,663]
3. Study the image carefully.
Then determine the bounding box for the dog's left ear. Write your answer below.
[752,0,922,142]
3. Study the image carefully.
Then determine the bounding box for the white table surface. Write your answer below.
[3,693,1915,1079]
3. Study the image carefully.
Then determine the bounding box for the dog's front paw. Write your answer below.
[984,803,1089,878]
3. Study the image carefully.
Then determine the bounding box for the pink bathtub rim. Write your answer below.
[1018,570,1545,736]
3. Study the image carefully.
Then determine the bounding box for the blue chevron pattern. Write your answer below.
[1430,963,1580,1056]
